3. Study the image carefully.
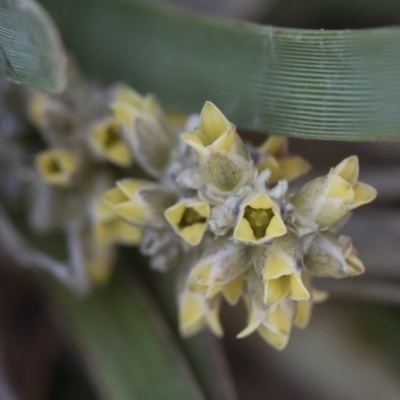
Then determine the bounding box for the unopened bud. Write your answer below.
[189,239,250,303]
[111,86,174,177]
[292,156,376,230]
[181,102,251,192]
[303,232,365,278]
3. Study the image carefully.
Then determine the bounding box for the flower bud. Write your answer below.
[303,232,365,278]
[164,199,210,246]
[29,92,74,136]
[103,179,176,228]
[111,86,174,177]
[237,272,295,350]
[181,102,252,192]
[89,117,132,167]
[253,136,311,183]
[233,192,287,245]
[188,239,250,303]
[253,232,310,305]
[292,156,376,231]
[35,148,78,187]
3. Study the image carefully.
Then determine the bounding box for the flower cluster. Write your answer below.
[27,73,144,285]
[0,73,376,349]
[97,90,376,349]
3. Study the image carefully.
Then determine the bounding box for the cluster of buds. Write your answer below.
[26,72,148,285]
[0,72,376,349]
[99,92,376,349]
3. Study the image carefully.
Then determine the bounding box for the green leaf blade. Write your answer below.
[0,0,67,92]
[43,0,400,139]
[49,272,206,400]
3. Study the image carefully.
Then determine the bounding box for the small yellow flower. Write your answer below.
[103,179,176,228]
[233,193,286,245]
[303,232,365,278]
[165,199,210,246]
[292,156,377,230]
[111,86,174,176]
[253,233,310,305]
[181,102,251,192]
[255,136,311,183]
[92,196,141,245]
[188,239,250,303]
[179,286,223,337]
[237,272,295,350]
[89,117,132,167]
[35,148,78,187]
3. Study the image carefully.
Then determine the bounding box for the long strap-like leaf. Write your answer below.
[0,0,66,92]
[42,0,400,140]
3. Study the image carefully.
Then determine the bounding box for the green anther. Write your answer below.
[103,125,121,148]
[178,207,207,229]
[244,206,274,240]
[46,158,62,173]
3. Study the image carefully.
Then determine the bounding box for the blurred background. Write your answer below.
[2,0,400,399]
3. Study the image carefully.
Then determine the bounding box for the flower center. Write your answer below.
[178,208,207,230]
[47,158,62,173]
[244,206,274,240]
[104,125,121,149]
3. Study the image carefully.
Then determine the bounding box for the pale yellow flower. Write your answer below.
[255,136,311,183]
[253,233,310,305]
[233,193,286,245]
[35,148,78,187]
[165,199,210,246]
[103,179,176,228]
[89,117,132,167]
[92,196,141,245]
[238,272,295,350]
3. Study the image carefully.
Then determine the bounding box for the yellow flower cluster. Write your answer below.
[29,81,376,350]
[100,89,376,350]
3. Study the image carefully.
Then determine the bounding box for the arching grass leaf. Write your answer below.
[0,0,66,92]
[42,0,400,140]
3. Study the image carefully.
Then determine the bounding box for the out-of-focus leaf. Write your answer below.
[2,208,236,399]
[42,0,400,140]
[0,0,66,91]
[47,271,206,400]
